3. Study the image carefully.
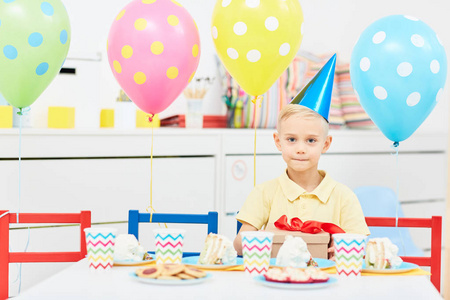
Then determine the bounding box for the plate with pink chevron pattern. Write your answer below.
[362,261,419,274]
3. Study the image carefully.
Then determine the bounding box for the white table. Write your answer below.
[14,259,442,300]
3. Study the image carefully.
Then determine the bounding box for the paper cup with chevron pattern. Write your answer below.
[84,227,117,271]
[153,228,186,264]
[241,231,274,276]
[333,233,366,278]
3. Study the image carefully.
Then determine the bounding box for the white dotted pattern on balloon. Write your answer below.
[430,60,440,74]
[372,31,386,44]
[227,48,239,59]
[233,22,247,35]
[279,43,290,56]
[374,86,388,100]
[222,0,232,7]
[245,0,260,8]
[247,49,261,62]
[406,92,421,106]
[212,26,218,39]
[397,62,413,77]
[360,57,370,72]
[411,34,424,47]
[265,17,279,31]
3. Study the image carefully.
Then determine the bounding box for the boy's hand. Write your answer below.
[233,222,258,256]
[328,239,335,261]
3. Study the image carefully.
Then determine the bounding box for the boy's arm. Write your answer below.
[233,222,258,256]
[340,190,370,235]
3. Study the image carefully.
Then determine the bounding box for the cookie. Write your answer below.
[135,266,162,279]
[160,264,186,276]
[184,267,207,278]
[177,273,196,280]
[157,275,181,280]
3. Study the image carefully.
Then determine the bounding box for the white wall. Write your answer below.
[27,0,450,132]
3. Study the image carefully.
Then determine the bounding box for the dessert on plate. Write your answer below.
[198,233,237,265]
[113,234,151,262]
[276,235,318,268]
[135,264,207,280]
[264,266,329,283]
[365,237,403,269]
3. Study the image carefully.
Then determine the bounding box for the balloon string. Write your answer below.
[251,96,263,186]
[145,115,167,228]
[17,109,23,223]
[391,141,406,255]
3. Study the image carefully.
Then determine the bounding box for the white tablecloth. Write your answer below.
[14,259,442,300]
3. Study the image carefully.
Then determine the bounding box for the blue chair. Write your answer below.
[128,210,218,257]
[354,186,424,256]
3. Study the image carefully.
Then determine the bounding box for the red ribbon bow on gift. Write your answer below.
[274,215,345,234]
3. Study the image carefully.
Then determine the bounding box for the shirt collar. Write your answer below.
[278,170,337,203]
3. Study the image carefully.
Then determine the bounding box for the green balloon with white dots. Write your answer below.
[0,0,70,109]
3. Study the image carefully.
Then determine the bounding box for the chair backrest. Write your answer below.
[0,210,91,300]
[128,210,218,257]
[365,216,442,292]
[354,186,423,256]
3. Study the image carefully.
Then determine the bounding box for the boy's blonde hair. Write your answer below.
[277,104,329,136]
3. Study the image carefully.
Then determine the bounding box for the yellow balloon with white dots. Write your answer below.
[212,0,303,97]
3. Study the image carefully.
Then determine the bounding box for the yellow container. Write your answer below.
[0,105,13,128]
[136,110,160,128]
[100,109,114,128]
[48,106,75,128]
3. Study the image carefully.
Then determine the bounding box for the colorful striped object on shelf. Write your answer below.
[218,53,347,129]
[336,64,375,129]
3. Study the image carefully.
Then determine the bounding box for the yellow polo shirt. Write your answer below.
[236,170,370,235]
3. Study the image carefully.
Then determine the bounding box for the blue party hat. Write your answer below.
[290,54,337,122]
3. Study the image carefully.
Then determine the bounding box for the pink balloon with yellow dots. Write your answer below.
[107,0,200,115]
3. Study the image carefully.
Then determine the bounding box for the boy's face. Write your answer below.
[273,115,332,174]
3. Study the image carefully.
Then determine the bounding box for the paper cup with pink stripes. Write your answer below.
[241,231,274,276]
[84,227,117,271]
[153,228,186,264]
[333,233,366,278]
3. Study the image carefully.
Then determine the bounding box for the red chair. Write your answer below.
[365,216,442,292]
[0,210,91,300]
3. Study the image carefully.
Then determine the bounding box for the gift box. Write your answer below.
[265,224,330,259]
[48,106,75,128]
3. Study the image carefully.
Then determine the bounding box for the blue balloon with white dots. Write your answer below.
[350,15,447,143]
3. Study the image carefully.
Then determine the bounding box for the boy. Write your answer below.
[233,55,369,257]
